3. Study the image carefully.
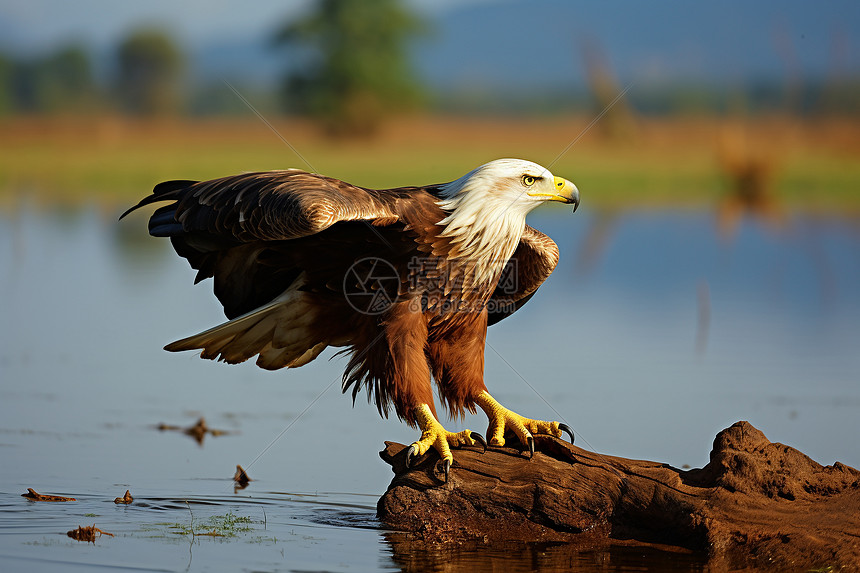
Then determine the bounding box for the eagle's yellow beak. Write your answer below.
[550,176,580,212]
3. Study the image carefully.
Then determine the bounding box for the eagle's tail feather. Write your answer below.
[165,287,327,369]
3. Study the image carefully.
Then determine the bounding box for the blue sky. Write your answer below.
[2,0,858,90]
[0,0,490,52]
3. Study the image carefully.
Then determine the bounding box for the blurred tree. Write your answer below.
[115,27,184,116]
[0,44,96,114]
[8,60,40,113]
[37,45,97,112]
[272,0,426,136]
[0,53,11,115]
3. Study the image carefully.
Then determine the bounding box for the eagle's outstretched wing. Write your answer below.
[121,169,402,242]
[120,170,436,369]
[487,225,560,326]
[121,170,421,319]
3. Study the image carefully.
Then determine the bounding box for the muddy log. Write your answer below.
[378,421,860,570]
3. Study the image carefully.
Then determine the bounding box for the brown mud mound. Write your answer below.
[378,421,860,570]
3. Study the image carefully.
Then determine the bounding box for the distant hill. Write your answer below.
[194,0,856,87]
[187,0,858,113]
[3,0,855,114]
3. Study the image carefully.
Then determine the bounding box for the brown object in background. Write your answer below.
[233,465,251,490]
[67,525,114,542]
[21,488,75,502]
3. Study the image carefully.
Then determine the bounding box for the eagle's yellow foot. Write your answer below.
[406,404,486,480]
[475,390,574,457]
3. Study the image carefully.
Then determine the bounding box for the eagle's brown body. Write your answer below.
[124,160,578,474]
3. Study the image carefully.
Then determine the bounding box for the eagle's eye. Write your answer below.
[522,175,536,187]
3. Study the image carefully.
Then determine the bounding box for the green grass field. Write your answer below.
[1,115,858,214]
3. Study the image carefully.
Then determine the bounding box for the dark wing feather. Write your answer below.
[487,225,560,326]
[120,180,198,221]
[121,170,401,241]
[122,170,412,319]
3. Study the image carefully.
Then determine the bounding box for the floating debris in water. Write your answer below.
[67,525,113,542]
[114,490,133,504]
[233,465,251,490]
[184,417,209,443]
[22,488,75,502]
[155,416,232,445]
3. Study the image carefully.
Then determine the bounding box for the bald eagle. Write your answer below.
[122,158,579,478]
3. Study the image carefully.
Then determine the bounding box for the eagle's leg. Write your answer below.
[474,390,573,455]
[406,403,484,478]
[386,303,483,479]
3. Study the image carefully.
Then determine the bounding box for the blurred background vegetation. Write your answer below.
[0,0,858,213]
[271,0,426,135]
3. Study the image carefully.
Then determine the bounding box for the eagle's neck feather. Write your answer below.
[435,183,528,292]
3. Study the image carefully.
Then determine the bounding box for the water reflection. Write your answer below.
[2,202,859,571]
[384,534,709,572]
[110,212,171,278]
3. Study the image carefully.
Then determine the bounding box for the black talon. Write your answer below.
[440,458,451,482]
[558,423,575,444]
[470,432,487,453]
[526,436,535,459]
[405,445,417,468]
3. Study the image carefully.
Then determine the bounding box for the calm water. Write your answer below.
[1,201,858,571]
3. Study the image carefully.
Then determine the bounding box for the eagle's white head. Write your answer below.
[435,158,579,289]
[438,158,579,218]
